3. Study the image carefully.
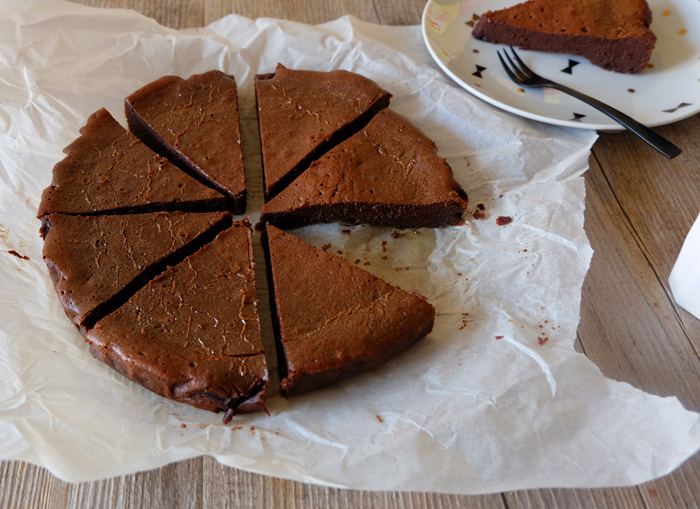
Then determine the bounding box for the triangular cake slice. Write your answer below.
[37,109,227,218]
[255,64,392,200]
[262,224,435,397]
[41,211,232,332]
[471,0,656,74]
[86,222,267,418]
[125,71,247,214]
[260,109,468,229]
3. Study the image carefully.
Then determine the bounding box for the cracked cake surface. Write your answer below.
[125,71,247,213]
[260,108,468,229]
[255,63,392,200]
[262,224,435,397]
[41,211,232,332]
[471,0,656,74]
[85,221,267,416]
[37,109,226,218]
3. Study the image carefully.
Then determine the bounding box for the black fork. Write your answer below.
[497,47,682,159]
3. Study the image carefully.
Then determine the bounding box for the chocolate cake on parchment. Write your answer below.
[260,109,468,229]
[255,64,392,200]
[262,224,435,397]
[41,211,232,333]
[86,221,268,420]
[37,109,227,218]
[126,71,247,213]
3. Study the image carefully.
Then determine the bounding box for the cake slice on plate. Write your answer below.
[262,224,435,397]
[38,109,227,218]
[41,211,232,333]
[86,221,268,418]
[125,71,247,214]
[255,64,392,200]
[471,0,656,74]
[260,109,468,229]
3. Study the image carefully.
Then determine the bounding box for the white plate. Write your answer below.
[422,0,700,130]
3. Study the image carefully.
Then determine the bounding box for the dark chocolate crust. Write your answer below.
[41,211,232,332]
[125,71,247,214]
[38,109,227,219]
[262,224,435,397]
[471,0,656,74]
[85,222,267,415]
[255,64,392,200]
[260,109,468,229]
[261,201,467,230]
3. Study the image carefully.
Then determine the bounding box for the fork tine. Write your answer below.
[501,49,529,82]
[497,50,521,84]
[508,46,536,78]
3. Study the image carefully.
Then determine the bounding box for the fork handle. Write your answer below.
[550,84,682,159]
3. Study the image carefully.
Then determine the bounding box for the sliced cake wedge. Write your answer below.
[125,71,247,213]
[260,109,468,229]
[255,64,392,200]
[85,221,267,418]
[471,0,656,74]
[38,109,227,218]
[262,224,435,397]
[41,211,232,333]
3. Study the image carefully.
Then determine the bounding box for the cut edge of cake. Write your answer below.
[37,108,230,220]
[41,211,233,333]
[261,223,436,397]
[125,71,247,214]
[259,108,468,230]
[255,64,392,201]
[84,220,268,419]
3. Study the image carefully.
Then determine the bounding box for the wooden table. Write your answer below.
[3,1,699,507]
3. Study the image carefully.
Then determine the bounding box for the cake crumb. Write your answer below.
[376,415,384,423]
[337,250,343,255]
[6,250,29,260]
[477,203,485,210]
[496,216,513,226]
[322,244,331,251]
[537,336,549,346]
[473,210,485,220]
[391,231,405,239]
[354,259,361,264]
[381,241,387,252]
[495,335,503,339]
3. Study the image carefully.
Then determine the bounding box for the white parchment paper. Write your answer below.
[1,0,699,493]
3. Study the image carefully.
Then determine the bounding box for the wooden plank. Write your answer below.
[578,147,700,409]
[503,486,646,509]
[586,119,700,509]
[203,0,382,25]
[0,458,205,509]
[201,456,506,509]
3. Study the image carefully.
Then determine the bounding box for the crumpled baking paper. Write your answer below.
[1,0,699,493]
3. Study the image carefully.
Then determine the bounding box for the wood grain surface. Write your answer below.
[3,0,700,507]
